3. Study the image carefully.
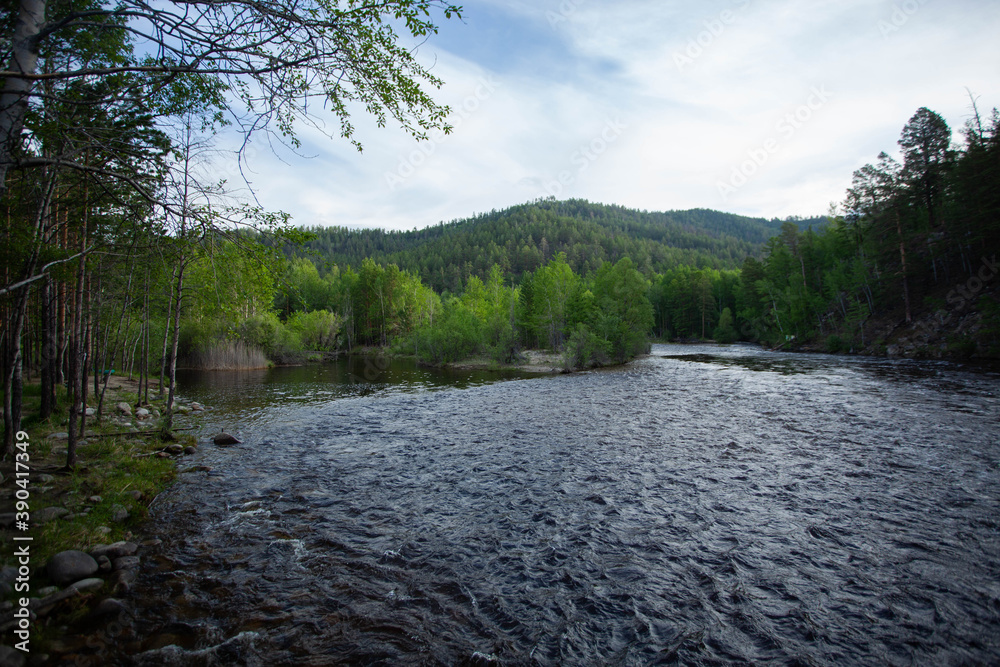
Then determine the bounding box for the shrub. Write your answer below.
[412,302,483,365]
[287,309,343,351]
[826,334,846,354]
[236,312,301,360]
[563,323,611,370]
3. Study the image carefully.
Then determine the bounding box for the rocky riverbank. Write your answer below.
[0,378,210,665]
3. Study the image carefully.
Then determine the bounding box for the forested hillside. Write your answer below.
[284,200,821,292]
[655,106,1000,356]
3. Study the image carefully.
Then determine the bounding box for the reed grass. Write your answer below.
[186,341,269,370]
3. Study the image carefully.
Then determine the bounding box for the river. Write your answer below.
[107,344,1000,665]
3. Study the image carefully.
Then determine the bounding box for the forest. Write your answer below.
[282,201,820,292]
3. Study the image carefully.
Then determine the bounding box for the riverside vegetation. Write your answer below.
[0,375,208,659]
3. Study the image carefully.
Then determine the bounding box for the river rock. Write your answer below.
[136,407,151,419]
[184,446,198,455]
[128,490,143,501]
[115,402,132,416]
[112,556,141,571]
[35,473,55,483]
[37,586,60,599]
[90,541,138,560]
[213,432,241,445]
[47,432,69,440]
[191,402,204,411]
[85,407,96,416]
[0,567,17,596]
[174,404,192,414]
[0,645,26,667]
[34,506,70,523]
[96,555,113,573]
[109,569,137,594]
[69,578,105,593]
[90,597,130,619]
[163,444,184,455]
[89,495,102,503]
[110,504,130,523]
[47,550,99,586]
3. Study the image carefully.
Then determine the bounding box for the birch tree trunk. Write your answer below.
[0,0,45,197]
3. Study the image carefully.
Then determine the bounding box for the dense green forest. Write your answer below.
[725,106,1000,355]
[269,104,1000,359]
[284,201,823,293]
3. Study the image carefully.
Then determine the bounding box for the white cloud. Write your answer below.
[222,0,1000,229]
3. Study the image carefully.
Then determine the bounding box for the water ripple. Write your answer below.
[119,344,1000,665]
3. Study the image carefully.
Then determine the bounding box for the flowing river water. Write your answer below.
[105,344,999,665]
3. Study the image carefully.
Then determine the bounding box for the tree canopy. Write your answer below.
[1,0,463,199]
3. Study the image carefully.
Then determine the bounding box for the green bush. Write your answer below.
[826,334,846,354]
[412,302,483,365]
[713,307,737,343]
[287,309,343,351]
[236,312,301,360]
[563,323,611,370]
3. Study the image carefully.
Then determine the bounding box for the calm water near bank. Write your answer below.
[114,344,999,665]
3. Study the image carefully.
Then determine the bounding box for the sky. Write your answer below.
[228,0,1000,231]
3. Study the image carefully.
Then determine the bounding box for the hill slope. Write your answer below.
[287,199,825,292]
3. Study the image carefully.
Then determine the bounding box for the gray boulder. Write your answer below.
[69,578,104,593]
[109,569,137,594]
[110,504,129,523]
[0,645,26,667]
[213,432,241,445]
[112,556,141,571]
[47,550,99,586]
[90,598,130,619]
[90,541,139,560]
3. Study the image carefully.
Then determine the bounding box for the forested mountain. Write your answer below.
[284,199,823,292]
[654,106,1000,357]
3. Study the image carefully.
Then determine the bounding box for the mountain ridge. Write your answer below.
[286,198,826,292]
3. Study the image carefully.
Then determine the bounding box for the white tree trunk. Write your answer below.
[0,0,45,196]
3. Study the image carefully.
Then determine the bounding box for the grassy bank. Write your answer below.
[2,378,193,563]
[1,376,195,654]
